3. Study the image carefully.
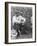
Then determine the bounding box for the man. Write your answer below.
[12,14,26,38]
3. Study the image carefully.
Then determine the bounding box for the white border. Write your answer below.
[8,3,35,43]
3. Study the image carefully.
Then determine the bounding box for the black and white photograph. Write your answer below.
[11,7,32,39]
[5,2,36,44]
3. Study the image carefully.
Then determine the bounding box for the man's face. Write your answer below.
[16,15,26,24]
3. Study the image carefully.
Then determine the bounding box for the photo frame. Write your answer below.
[5,2,36,44]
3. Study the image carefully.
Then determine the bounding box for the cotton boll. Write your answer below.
[11,29,17,39]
